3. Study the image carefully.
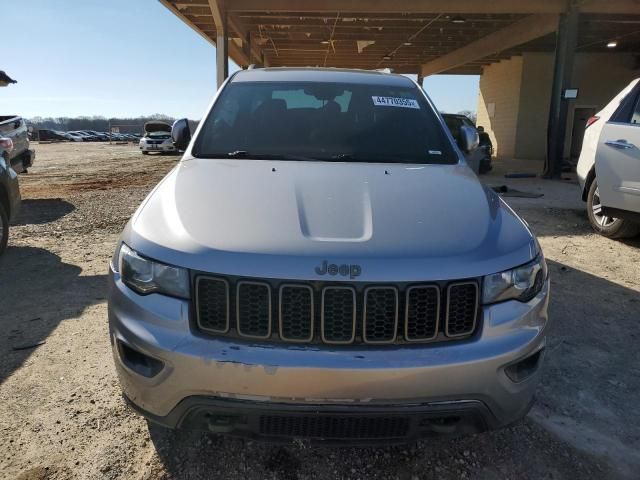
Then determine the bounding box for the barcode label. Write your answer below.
[372,96,420,109]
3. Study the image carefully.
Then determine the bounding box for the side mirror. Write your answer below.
[459,125,479,153]
[171,118,191,151]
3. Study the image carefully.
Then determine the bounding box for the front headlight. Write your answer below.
[483,256,547,304]
[116,243,190,299]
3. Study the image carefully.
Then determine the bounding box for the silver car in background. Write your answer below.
[108,68,549,444]
[139,121,176,154]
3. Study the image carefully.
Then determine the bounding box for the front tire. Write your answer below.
[0,203,9,256]
[587,179,640,238]
[142,151,149,155]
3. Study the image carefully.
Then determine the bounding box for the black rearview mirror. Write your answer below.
[172,118,191,151]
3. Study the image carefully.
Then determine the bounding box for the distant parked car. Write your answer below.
[68,131,96,141]
[38,129,67,141]
[84,130,109,141]
[442,113,485,174]
[77,130,102,141]
[64,132,85,142]
[139,121,175,154]
[108,132,127,141]
[577,78,640,239]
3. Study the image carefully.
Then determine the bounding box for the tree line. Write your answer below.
[27,114,178,134]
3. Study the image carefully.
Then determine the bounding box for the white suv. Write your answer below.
[577,78,640,238]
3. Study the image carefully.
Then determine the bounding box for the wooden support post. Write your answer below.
[545,8,579,178]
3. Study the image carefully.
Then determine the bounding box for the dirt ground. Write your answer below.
[1,142,639,480]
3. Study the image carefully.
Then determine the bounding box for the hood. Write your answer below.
[144,121,172,134]
[127,159,537,281]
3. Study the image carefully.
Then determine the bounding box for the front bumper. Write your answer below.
[140,142,175,152]
[108,267,549,441]
[125,394,535,445]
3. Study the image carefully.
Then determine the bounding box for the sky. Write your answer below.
[2,0,479,120]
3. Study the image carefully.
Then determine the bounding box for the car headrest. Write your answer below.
[254,99,287,119]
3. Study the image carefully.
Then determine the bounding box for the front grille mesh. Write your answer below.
[196,278,229,333]
[363,288,398,343]
[322,288,356,343]
[196,276,479,345]
[446,283,478,337]
[237,282,271,338]
[280,285,313,341]
[405,286,439,341]
[260,415,410,440]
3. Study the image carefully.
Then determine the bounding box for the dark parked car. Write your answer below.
[0,136,23,255]
[68,131,96,141]
[38,129,68,141]
[84,130,109,141]
[77,130,104,141]
[1,116,35,174]
[442,114,491,174]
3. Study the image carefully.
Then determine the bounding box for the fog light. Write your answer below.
[117,341,164,378]
[505,349,544,383]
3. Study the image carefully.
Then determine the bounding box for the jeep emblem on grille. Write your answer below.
[314,260,361,279]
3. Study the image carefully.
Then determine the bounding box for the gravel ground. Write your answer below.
[1,142,639,480]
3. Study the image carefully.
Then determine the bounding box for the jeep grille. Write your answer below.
[195,276,479,345]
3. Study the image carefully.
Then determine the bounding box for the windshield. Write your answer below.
[148,131,171,138]
[193,81,457,164]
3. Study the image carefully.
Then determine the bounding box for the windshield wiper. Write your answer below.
[330,153,437,164]
[200,151,321,161]
[331,153,354,161]
[227,150,250,157]
[330,153,400,163]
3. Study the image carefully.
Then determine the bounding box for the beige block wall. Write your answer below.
[514,53,554,160]
[480,51,639,162]
[475,56,524,159]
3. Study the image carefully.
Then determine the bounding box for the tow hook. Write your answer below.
[206,414,239,433]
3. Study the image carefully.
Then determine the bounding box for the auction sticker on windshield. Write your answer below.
[372,96,420,109]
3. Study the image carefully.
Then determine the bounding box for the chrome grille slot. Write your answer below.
[321,287,356,344]
[405,285,440,342]
[279,284,314,342]
[363,287,398,344]
[195,277,229,333]
[236,281,272,339]
[445,282,479,338]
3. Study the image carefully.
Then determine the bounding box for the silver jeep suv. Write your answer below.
[108,68,549,444]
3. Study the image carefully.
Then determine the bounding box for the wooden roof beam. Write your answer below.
[159,0,216,46]
[420,14,559,77]
[227,0,640,15]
